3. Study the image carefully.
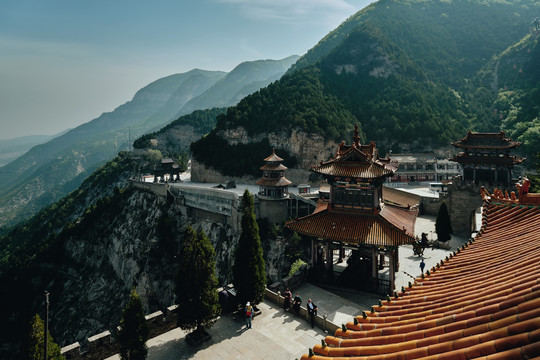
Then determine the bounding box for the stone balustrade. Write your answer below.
[61,305,179,360]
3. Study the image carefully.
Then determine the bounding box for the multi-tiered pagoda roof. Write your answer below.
[256,149,291,198]
[451,131,525,166]
[287,126,416,247]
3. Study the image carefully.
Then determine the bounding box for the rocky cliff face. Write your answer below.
[152,124,202,152]
[48,188,180,344]
[192,128,339,185]
[40,185,297,347]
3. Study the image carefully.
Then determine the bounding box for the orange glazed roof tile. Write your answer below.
[451,130,522,149]
[311,126,396,180]
[300,189,540,360]
[255,177,292,187]
[264,148,284,162]
[260,163,288,171]
[311,162,394,179]
[286,203,416,247]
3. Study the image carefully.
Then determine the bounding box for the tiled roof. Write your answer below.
[260,163,287,171]
[452,131,521,149]
[300,190,540,360]
[382,187,421,208]
[311,162,394,179]
[311,133,395,180]
[286,203,416,246]
[264,149,284,162]
[255,177,292,187]
[380,204,417,237]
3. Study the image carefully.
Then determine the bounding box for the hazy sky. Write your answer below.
[0,0,374,140]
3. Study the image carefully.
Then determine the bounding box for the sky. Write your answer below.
[0,0,375,140]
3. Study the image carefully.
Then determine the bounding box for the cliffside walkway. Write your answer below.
[105,294,328,360]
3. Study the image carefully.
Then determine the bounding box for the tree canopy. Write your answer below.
[232,190,267,305]
[23,314,64,360]
[175,226,221,333]
[118,288,149,360]
[435,202,453,243]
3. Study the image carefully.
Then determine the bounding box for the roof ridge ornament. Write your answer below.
[353,124,360,148]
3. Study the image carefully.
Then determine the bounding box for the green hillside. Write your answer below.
[178,56,299,115]
[471,31,540,160]
[192,0,540,175]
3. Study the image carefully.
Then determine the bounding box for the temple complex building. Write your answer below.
[300,181,540,360]
[387,153,437,183]
[287,127,418,294]
[450,130,524,187]
[153,157,181,182]
[385,154,460,184]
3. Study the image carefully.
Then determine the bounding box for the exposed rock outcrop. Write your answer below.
[44,186,299,347]
[192,128,339,185]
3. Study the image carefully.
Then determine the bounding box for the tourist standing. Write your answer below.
[420,259,425,274]
[307,299,318,328]
[245,302,253,329]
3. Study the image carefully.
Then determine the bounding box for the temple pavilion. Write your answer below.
[287,126,418,293]
[153,158,181,182]
[256,149,291,199]
[451,131,525,186]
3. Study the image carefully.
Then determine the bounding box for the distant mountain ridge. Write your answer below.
[0,56,298,227]
[177,56,299,116]
[0,133,64,167]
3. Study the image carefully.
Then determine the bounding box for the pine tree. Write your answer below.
[175,226,220,334]
[118,288,149,360]
[435,202,453,242]
[24,314,64,360]
[232,190,267,305]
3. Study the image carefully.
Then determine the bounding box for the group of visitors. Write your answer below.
[282,288,318,328]
[243,288,320,329]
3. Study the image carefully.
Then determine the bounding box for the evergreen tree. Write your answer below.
[118,288,149,360]
[175,226,220,333]
[24,314,64,360]
[233,190,267,305]
[435,202,453,242]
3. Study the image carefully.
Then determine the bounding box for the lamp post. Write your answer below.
[44,291,49,360]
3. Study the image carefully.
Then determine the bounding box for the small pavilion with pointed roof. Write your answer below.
[287,126,418,293]
[256,148,292,199]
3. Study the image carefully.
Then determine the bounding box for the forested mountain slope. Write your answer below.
[470,30,540,160]
[191,0,540,179]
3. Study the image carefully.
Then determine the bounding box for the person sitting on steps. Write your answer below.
[283,288,292,311]
[307,299,318,328]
